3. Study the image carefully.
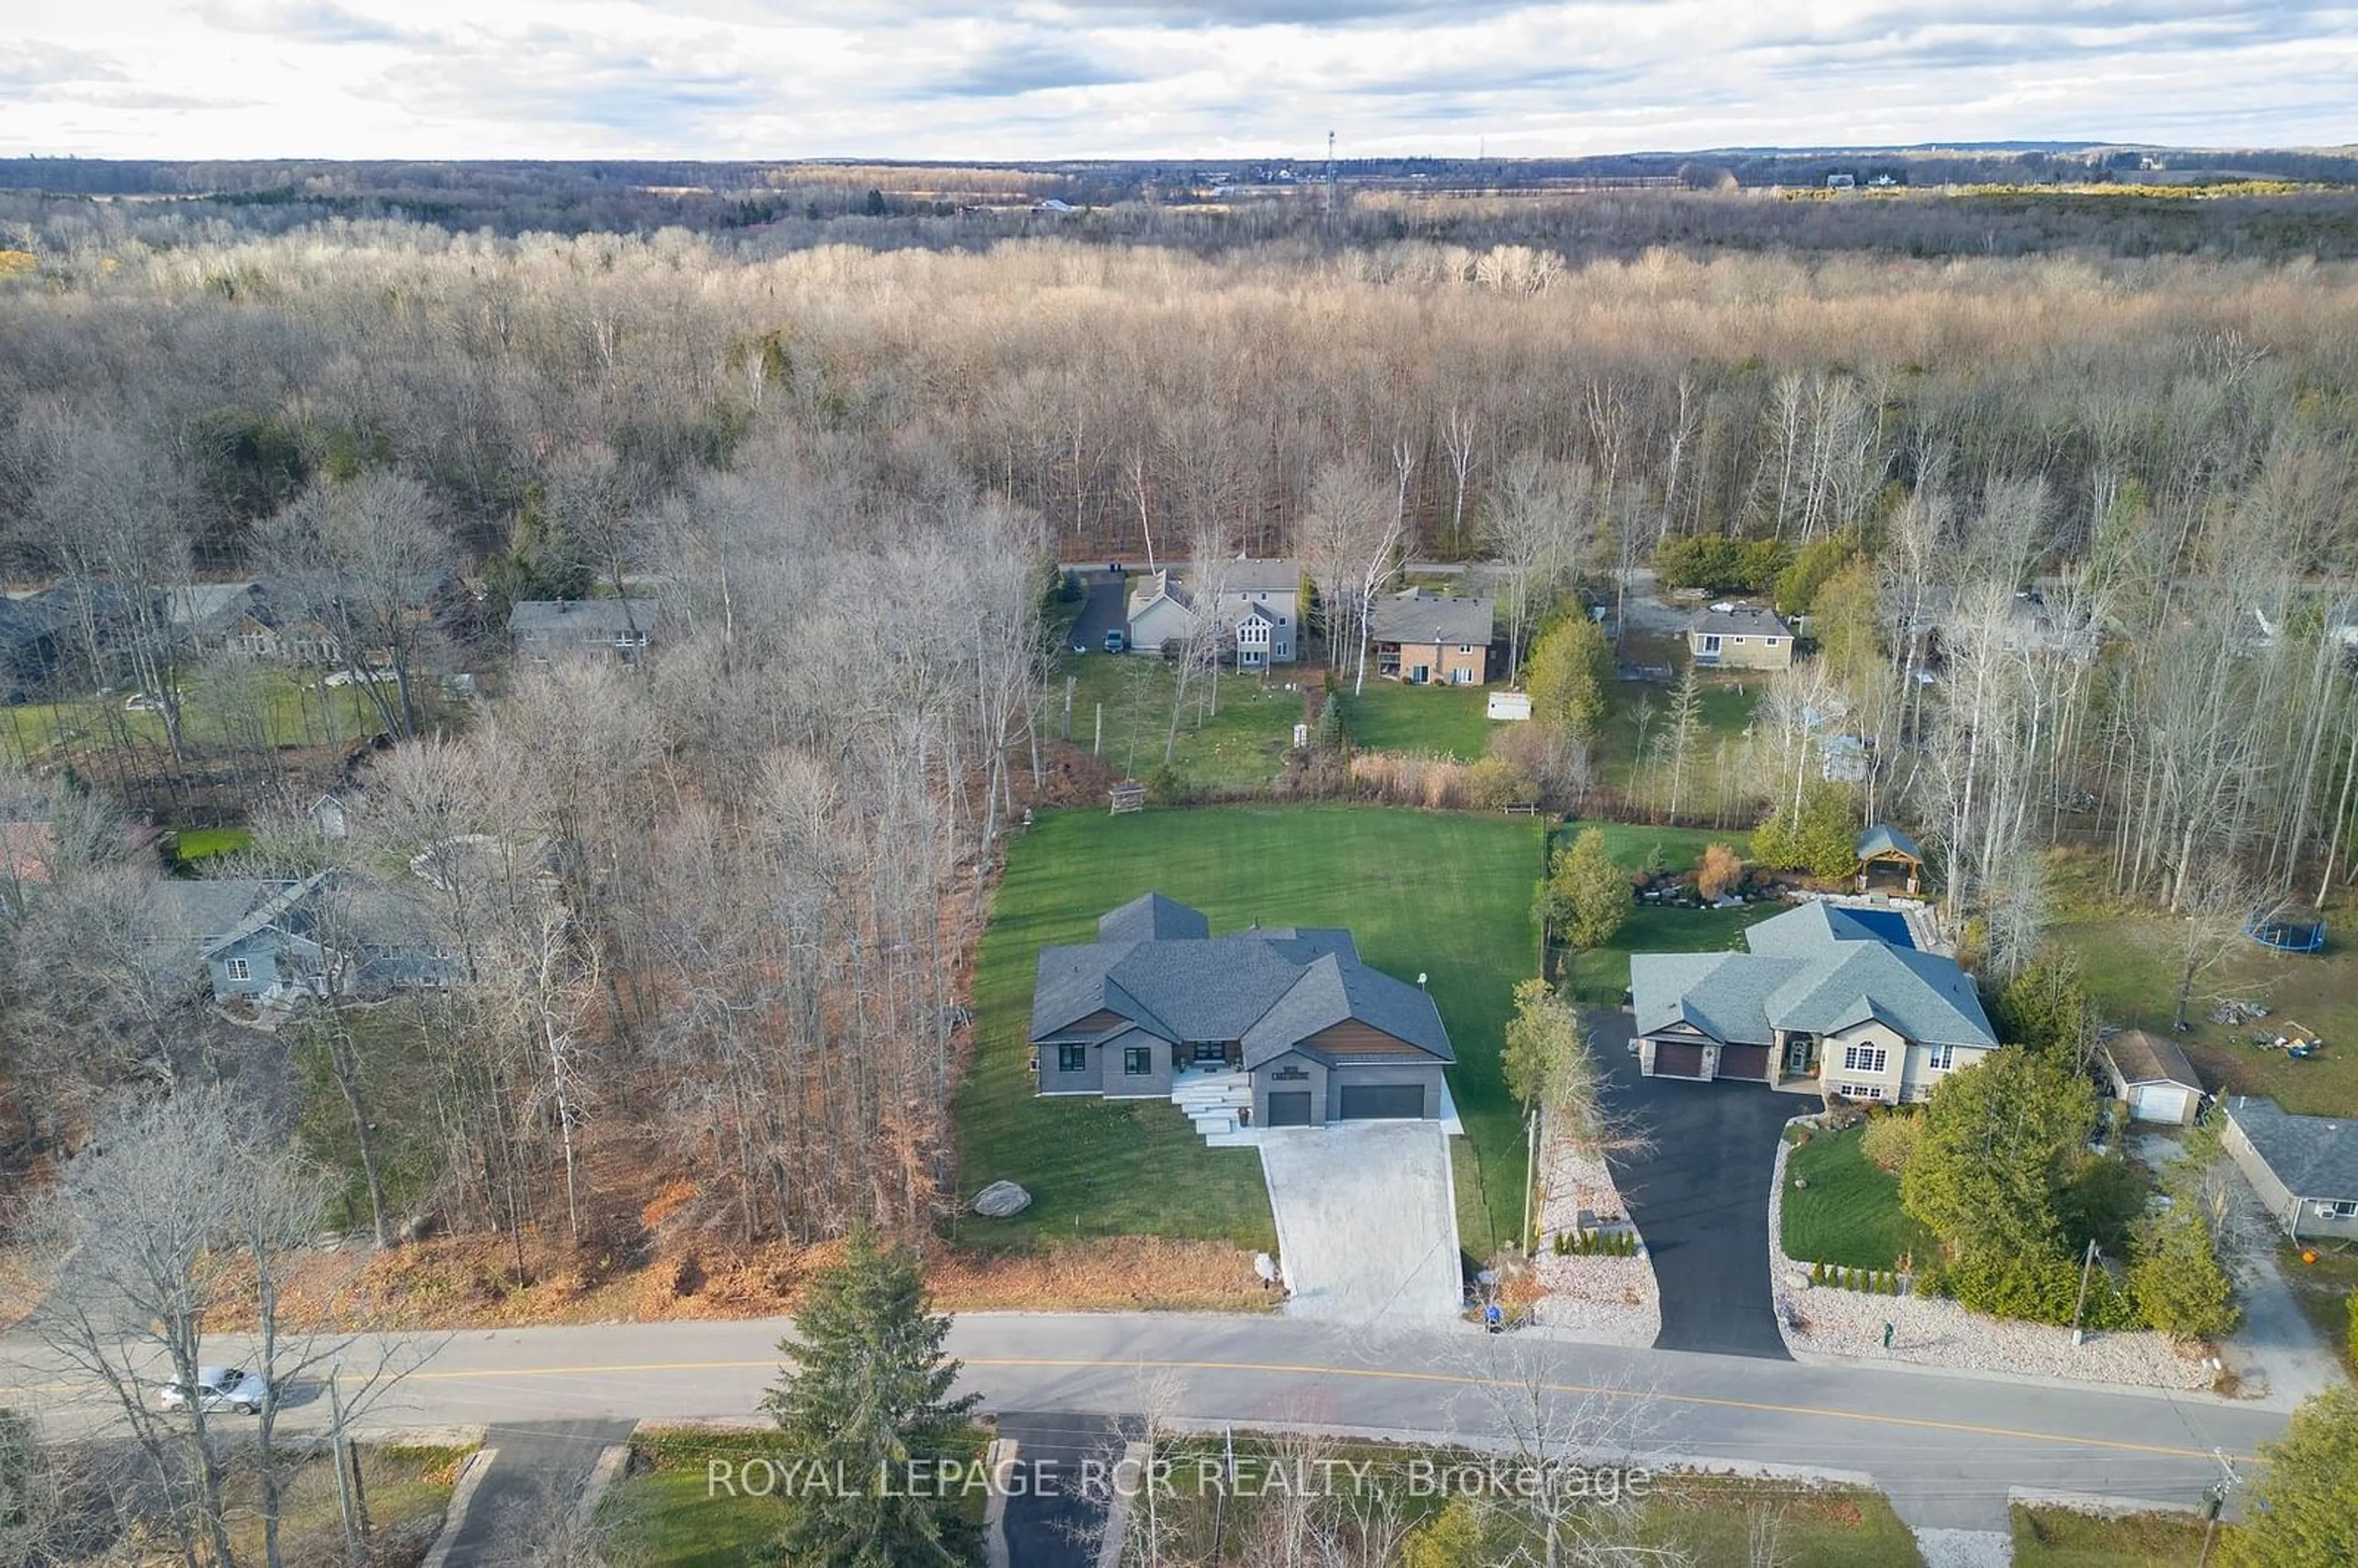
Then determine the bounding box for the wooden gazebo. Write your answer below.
[1855,823,1923,895]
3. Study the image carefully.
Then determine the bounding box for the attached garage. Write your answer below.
[1718,1044,1772,1082]
[1266,1091,1314,1127]
[1337,1083,1426,1120]
[1651,1041,1707,1079]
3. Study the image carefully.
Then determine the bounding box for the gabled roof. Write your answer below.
[1368,590,1493,648]
[1124,570,1191,622]
[510,599,661,636]
[1030,895,1451,1065]
[1856,823,1924,863]
[2227,1097,2358,1200]
[1241,952,1453,1068]
[1690,603,1792,640]
[1630,900,1996,1052]
[2105,1029,2201,1092]
[1212,559,1301,594]
[1099,892,1212,945]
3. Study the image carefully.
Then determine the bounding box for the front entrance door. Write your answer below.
[1785,1035,1813,1074]
[1266,1092,1313,1127]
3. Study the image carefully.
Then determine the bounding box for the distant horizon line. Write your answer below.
[7,139,2357,168]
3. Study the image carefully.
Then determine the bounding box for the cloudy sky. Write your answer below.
[9,1,2355,161]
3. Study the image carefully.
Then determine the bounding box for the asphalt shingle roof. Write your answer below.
[1856,823,1925,863]
[1630,901,1996,1052]
[1097,891,1212,945]
[2228,1097,2358,1200]
[2106,1028,2201,1090]
[509,599,660,636]
[1031,896,1451,1064]
[1368,591,1493,648]
[1689,604,1792,640]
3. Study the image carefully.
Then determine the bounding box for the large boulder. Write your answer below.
[971,1181,1032,1219]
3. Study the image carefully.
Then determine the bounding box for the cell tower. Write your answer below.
[1325,131,1337,212]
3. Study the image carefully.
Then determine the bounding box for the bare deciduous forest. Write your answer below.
[4,165,2358,1323]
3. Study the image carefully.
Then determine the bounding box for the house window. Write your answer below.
[1057,1044,1088,1074]
[1841,1044,1888,1074]
[225,958,251,982]
[1927,1043,1956,1071]
[1732,635,1747,645]
[2329,1200,2358,1220]
[1765,637,1781,646]
[1839,1082,1883,1102]
[1123,1046,1152,1076]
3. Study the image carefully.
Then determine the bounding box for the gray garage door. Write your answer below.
[1337,1084,1425,1120]
[1719,1044,1771,1082]
[1266,1092,1313,1127]
[1652,1041,1707,1079]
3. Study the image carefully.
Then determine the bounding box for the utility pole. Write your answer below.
[2069,1237,2099,1345]
[329,1365,357,1559]
[2195,1447,2240,1568]
[1522,1108,1541,1252]
[1325,131,1337,215]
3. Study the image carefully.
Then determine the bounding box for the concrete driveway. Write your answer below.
[1592,1011,1796,1359]
[1258,1122,1462,1324]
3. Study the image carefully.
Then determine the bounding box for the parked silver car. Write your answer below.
[156,1365,268,1415]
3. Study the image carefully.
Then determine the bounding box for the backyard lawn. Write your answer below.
[1780,1124,1938,1273]
[1060,651,1307,792]
[1592,674,1762,802]
[1341,683,1493,760]
[4,670,398,766]
[2048,886,2358,1119]
[953,804,1546,1257]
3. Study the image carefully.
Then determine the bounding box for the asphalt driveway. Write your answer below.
[1258,1122,1462,1324]
[1065,569,1126,653]
[1591,1011,1796,1359]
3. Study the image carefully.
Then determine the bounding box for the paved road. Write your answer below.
[0,1314,2284,1532]
[1592,1011,1797,1359]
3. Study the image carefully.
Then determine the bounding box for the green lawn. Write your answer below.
[605,1427,989,1567]
[2050,903,2358,1119]
[2278,1238,2358,1378]
[1562,905,1774,1008]
[170,826,254,865]
[1593,675,1761,800]
[1780,1125,1939,1273]
[2010,1504,2212,1567]
[5,670,395,766]
[1342,684,1493,760]
[1060,652,1307,791]
[953,805,1545,1257]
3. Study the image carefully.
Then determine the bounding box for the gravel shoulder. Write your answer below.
[1767,1123,2217,1394]
[1529,1111,1660,1348]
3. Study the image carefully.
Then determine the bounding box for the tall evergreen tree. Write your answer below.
[763,1229,982,1567]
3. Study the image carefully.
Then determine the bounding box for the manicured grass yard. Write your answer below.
[1780,1124,1939,1273]
[2010,1504,2211,1567]
[1062,652,1307,792]
[954,805,1544,1257]
[1560,904,1772,1008]
[171,826,254,864]
[1592,675,1762,799]
[1342,683,1492,760]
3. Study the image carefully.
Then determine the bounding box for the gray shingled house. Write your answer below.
[1030,893,1454,1128]
[141,871,460,1005]
[1631,901,1996,1099]
[2222,1097,2358,1242]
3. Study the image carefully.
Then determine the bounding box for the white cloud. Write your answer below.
[5,0,2354,158]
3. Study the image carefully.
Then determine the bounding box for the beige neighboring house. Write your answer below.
[1124,560,1301,667]
[1631,902,1997,1099]
[1124,569,1197,654]
[2101,1030,2204,1125]
[1688,602,1794,670]
[2222,1096,2358,1243]
[1369,589,1493,686]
